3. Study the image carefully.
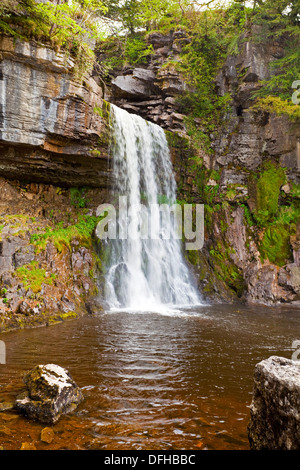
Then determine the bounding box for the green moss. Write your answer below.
[47,311,78,325]
[30,215,100,253]
[90,149,102,157]
[225,186,237,201]
[240,204,254,227]
[260,224,293,267]
[209,169,221,182]
[93,105,103,117]
[15,261,57,294]
[209,247,244,296]
[251,162,286,226]
[70,187,88,209]
[203,184,219,205]
[291,183,300,199]
[252,97,300,122]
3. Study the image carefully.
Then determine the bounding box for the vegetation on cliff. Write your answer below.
[0,0,107,78]
[0,0,299,304]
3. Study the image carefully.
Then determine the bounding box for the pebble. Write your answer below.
[20,442,37,450]
[40,427,55,444]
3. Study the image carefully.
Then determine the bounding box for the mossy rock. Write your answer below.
[15,364,84,424]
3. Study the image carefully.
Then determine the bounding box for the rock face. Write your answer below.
[214,30,300,174]
[105,31,190,133]
[0,36,111,188]
[0,177,105,332]
[103,27,300,304]
[15,364,83,424]
[248,356,300,450]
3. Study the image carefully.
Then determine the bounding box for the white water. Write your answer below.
[104,104,201,311]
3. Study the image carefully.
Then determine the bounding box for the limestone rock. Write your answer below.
[147,32,171,49]
[132,68,156,83]
[0,36,110,188]
[111,75,152,100]
[15,364,84,424]
[248,356,300,450]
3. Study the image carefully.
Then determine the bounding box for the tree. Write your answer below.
[252,0,300,100]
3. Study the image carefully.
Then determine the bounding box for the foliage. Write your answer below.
[259,224,293,267]
[175,7,246,124]
[0,0,107,80]
[251,0,300,100]
[70,187,88,209]
[15,261,57,293]
[30,214,100,252]
[124,35,154,65]
[251,162,286,226]
[252,96,300,121]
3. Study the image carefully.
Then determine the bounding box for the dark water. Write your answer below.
[0,304,299,450]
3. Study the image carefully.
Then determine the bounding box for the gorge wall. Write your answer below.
[104,29,300,306]
[0,36,111,331]
[0,28,299,332]
[0,36,111,188]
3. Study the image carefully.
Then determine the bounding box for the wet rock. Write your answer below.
[40,427,55,444]
[246,264,281,304]
[15,364,84,424]
[20,442,37,450]
[248,356,300,450]
[278,264,300,296]
[13,245,35,268]
[0,425,12,437]
[0,401,15,412]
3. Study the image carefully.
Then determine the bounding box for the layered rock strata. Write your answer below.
[0,36,111,187]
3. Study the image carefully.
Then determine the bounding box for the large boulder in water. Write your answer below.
[15,364,83,424]
[248,356,300,450]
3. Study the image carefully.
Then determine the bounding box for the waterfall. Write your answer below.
[104,104,201,311]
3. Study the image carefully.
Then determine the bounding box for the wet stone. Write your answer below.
[15,364,84,424]
[40,427,55,444]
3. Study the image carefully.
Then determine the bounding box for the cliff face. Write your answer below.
[0,31,299,317]
[0,36,111,188]
[0,37,111,331]
[0,177,107,332]
[205,32,300,305]
[106,30,300,306]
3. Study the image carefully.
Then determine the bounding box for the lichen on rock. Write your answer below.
[15,364,84,424]
[248,356,300,450]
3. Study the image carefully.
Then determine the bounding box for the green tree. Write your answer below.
[252,0,300,100]
[0,0,108,79]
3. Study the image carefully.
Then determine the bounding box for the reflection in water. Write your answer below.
[0,304,299,450]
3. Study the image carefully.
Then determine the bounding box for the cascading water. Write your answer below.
[104,104,201,311]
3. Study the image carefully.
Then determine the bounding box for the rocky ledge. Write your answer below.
[0,36,111,188]
[248,356,300,450]
[104,30,190,134]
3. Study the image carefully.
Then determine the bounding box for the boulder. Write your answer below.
[132,68,156,83]
[248,356,300,450]
[147,32,171,49]
[111,75,153,100]
[15,364,83,424]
